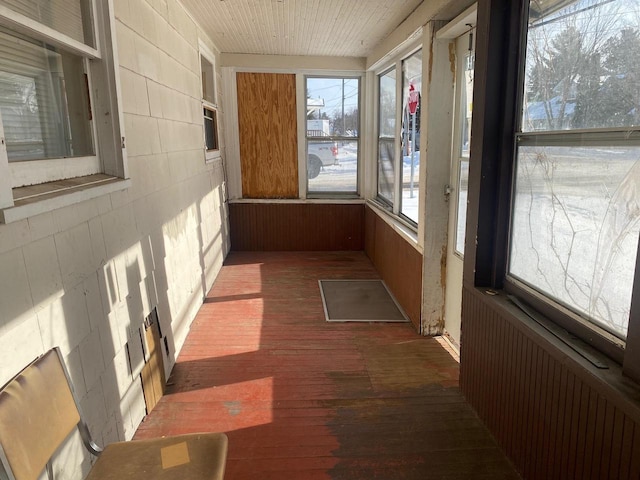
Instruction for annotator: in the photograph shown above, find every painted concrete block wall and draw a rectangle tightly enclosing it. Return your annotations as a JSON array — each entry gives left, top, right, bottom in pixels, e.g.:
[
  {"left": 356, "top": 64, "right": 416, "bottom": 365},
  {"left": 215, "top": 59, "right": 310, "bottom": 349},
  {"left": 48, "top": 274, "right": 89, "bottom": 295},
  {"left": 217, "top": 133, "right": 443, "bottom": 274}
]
[{"left": 0, "top": 0, "right": 228, "bottom": 478}]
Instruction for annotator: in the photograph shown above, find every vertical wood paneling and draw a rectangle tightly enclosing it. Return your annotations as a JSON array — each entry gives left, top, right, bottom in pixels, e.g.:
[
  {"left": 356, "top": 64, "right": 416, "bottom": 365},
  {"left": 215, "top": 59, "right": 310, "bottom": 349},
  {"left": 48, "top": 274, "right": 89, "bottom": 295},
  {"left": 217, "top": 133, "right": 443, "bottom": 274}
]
[
  {"left": 237, "top": 73, "right": 298, "bottom": 199},
  {"left": 619, "top": 417, "right": 634, "bottom": 477},
  {"left": 461, "top": 287, "right": 640, "bottom": 479},
  {"left": 629, "top": 429, "right": 640, "bottom": 478},
  {"left": 229, "top": 203, "right": 364, "bottom": 251},
  {"left": 363, "top": 206, "right": 422, "bottom": 330},
  {"left": 608, "top": 410, "right": 624, "bottom": 478}
]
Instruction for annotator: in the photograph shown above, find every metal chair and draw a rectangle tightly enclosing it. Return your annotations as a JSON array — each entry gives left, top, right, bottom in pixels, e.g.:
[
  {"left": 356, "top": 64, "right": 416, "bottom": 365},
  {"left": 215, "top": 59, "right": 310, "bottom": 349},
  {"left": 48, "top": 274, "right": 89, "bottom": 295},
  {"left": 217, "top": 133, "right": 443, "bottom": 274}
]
[{"left": 0, "top": 348, "right": 228, "bottom": 480}]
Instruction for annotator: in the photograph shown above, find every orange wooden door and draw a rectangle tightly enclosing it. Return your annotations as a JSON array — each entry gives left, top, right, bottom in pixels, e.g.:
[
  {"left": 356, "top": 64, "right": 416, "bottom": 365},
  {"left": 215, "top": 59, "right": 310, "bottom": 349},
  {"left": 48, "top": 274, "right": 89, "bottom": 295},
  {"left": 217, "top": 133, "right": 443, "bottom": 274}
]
[{"left": 237, "top": 72, "right": 299, "bottom": 198}]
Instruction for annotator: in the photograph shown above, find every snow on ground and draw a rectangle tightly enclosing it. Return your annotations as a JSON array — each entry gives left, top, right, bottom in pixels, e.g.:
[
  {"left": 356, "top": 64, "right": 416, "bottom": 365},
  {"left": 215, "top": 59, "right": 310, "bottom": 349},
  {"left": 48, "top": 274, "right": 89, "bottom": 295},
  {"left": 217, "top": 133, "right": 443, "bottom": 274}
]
[
  {"left": 308, "top": 143, "right": 421, "bottom": 222},
  {"left": 510, "top": 147, "right": 640, "bottom": 337}
]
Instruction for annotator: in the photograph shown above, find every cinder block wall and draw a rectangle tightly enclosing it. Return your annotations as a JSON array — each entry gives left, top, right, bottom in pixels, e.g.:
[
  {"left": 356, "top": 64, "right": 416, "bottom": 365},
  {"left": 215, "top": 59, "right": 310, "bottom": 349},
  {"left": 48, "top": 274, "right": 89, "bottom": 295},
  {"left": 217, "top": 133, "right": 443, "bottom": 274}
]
[{"left": 0, "top": 1, "right": 229, "bottom": 478}]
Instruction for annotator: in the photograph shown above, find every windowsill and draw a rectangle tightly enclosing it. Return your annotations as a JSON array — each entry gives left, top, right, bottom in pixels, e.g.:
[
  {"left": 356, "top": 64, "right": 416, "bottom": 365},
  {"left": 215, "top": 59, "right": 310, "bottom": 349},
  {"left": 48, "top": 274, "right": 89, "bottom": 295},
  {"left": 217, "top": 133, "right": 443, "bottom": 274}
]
[
  {"left": 1, "top": 173, "right": 130, "bottom": 224},
  {"left": 205, "top": 151, "right": 222, "bottom": 164},
  {"left": 477, "top": 288, "right": 640, "bottom": 420},
  {"left": 366, "top": 199, "right": 421, "bottom": 253},
  {"left": 229, "top": 197, "right": 366, "bottom": 204}
]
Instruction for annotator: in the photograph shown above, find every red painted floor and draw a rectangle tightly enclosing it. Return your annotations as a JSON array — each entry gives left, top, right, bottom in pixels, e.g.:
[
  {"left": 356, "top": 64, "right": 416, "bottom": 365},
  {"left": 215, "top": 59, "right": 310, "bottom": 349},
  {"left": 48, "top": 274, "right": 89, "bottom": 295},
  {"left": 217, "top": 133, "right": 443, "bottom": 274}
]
[{"left": 135, "top": 251, "right": 519, "bottom": 479}]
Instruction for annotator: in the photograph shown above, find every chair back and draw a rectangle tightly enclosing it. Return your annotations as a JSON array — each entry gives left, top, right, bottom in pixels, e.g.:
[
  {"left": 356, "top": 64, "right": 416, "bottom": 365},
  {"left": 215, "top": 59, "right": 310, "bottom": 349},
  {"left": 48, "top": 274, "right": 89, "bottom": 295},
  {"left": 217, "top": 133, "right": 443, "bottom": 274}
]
[{"left": 0, "top": 349, "right": 80, "bottom": 480}]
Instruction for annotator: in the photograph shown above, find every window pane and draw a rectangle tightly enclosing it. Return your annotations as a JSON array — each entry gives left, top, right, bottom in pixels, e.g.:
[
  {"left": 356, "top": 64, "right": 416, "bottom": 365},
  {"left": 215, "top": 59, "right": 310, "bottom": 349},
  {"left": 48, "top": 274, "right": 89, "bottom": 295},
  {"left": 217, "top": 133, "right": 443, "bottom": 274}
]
[
  {"left": 460, "top": 53, "right": 474, "bottom": 158},
  {"left": 454, "top": 51, "right": 474, "bottom": 256},
  {"left": 306, "top": 77, "right": 359, "bottom": 193},
  {"left": 509, "top": 145, "right": 640, "bottom": 338},
  {"left": 378, "top": 138, "right": 395, "bottom": 203},
  {"left": 379, "top": 70, "right": 396, "bottom": 138},
  {"left": 306, "top": 78, "right": 359, "bottom": 135},
  {"left": 204, "top": 108, "right": 218, "bottom": 151},
  {"left": 3, "top": 0, "right": 94, "bottom": 46},
  {"left": 523, "top": 0, "right": 640, "bottom": 132},
  {"left": 201, "top": 56, "right": 215, "bottom": 104},
  {"left": 0, "top": 29, "right": 93, "bottom": 162},
  {"left": 307, "top": 140, "right": 358, "bottom": 193},
  {"left": 455, "top": 158, "right": 469, "bottom": 255},
  {"left": 401, "top": 50, "right": 422, "bottom": 223},
  {"left": 378, "top": 69, "right": 396, "bottom": 204}
]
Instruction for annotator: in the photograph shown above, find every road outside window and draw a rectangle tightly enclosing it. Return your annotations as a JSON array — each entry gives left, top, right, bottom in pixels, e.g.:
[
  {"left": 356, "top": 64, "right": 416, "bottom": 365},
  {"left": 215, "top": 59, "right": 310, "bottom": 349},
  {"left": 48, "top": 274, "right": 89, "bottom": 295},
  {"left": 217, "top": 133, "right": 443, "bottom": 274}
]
[{"left": 509, "top": 0, "right": 640, "bottom": 339}]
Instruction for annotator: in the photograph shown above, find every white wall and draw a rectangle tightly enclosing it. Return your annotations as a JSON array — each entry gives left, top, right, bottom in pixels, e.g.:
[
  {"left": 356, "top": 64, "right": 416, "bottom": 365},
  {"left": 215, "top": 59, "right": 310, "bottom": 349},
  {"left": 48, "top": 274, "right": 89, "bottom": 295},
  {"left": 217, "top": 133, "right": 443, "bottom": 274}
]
[{"left": 0, "top": 0, "right": 229, "bottom": 478}]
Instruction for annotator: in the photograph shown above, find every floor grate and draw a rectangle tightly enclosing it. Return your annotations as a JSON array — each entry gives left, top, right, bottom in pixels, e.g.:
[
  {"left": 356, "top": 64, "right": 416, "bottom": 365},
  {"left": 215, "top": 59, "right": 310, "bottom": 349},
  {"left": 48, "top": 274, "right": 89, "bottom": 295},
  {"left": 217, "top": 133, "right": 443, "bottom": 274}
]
[{"left": 319, "top": 279, "right": 409, "bottom": 322}]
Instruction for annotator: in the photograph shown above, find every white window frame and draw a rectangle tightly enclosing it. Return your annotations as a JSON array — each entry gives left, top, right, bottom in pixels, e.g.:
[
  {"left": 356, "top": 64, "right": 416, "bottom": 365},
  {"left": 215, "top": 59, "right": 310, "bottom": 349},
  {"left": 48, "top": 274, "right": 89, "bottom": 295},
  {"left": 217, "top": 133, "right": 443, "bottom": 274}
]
[
  {"left": 304, "top": 74, "right": 362, "bottom": 198},
  {"left": 199, "top": 41, "right": 221, "bottom": 163},
  {"left": 296, "top": 70, "right": 365, "bottom": 199},
  {"left": 372, "top": 40, "right": 423, "bottom": 230},
  {"left": 0, "top": 0, "right": 128, "bottom": 222}
]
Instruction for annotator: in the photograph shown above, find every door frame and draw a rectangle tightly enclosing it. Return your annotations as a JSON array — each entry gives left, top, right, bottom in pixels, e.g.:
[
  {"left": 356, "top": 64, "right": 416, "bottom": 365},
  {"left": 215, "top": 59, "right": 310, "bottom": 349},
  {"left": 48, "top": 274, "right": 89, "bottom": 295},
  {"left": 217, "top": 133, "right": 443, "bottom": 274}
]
[{"left": 436, "top": 4, "right": 477, "bottom": 349}]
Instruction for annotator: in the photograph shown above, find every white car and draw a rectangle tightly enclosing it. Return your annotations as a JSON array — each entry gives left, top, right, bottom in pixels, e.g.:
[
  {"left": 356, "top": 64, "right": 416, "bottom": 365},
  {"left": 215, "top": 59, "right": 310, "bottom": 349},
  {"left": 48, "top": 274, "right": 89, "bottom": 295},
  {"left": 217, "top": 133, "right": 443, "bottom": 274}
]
[{"left": 307, "top": 141, "right": 339, "bottom": 179}]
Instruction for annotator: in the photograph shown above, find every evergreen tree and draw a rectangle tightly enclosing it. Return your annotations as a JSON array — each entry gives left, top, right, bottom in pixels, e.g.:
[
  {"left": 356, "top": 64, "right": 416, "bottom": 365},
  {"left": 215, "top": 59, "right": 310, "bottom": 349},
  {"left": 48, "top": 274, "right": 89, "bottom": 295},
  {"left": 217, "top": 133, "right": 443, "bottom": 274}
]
[{"left": 599, "top": 28, "right": 640, "bottom": 127}]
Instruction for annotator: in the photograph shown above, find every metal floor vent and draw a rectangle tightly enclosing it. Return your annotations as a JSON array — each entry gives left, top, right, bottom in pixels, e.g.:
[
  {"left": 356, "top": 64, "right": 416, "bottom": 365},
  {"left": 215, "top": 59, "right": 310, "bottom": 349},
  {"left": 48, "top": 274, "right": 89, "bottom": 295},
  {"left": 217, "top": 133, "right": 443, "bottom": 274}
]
[{"left": 319, "top": 279, "right": 409, "bottom": 323}]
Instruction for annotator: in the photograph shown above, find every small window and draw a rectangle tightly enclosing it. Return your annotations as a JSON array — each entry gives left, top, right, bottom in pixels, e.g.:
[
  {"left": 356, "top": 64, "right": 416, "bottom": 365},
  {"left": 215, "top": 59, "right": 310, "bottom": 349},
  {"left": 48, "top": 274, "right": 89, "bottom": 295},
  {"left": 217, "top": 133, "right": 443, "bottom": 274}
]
[
  {"left": 201, "top": 56, "right": 216, "bottom": 105},
  {"left": 204, "top": 107, "right": 219, "bottom": 152},
  {"left": 199, "top": 44, "right": 220, "bottom": 162},
  {"left": 305, "top": 77, "right": 360, "bottom": 195}
]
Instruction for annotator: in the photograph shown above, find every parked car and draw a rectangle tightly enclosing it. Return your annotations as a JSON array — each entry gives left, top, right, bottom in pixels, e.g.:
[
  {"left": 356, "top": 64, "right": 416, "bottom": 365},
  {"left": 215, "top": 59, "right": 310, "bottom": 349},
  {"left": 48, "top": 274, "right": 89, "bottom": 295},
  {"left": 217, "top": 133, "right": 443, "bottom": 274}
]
[{"left": 307, "top": 140, "right": 339, "bottom": 179}]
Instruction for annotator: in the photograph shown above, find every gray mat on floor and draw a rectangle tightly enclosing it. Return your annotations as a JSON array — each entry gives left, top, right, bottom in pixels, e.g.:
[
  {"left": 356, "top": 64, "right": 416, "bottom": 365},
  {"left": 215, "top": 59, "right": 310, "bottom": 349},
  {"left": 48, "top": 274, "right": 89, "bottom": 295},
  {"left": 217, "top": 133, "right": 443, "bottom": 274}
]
[{"left": 319, "top": 279, "right": 409, "bottom": 322}]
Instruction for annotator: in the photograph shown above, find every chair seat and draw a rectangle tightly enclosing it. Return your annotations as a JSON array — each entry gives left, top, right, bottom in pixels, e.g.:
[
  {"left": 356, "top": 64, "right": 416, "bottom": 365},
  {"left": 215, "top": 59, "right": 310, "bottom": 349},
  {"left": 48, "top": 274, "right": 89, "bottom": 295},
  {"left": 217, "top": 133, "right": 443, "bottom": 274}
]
[{"left": 85, "top": 432, "right": 228, "bottom": 480}]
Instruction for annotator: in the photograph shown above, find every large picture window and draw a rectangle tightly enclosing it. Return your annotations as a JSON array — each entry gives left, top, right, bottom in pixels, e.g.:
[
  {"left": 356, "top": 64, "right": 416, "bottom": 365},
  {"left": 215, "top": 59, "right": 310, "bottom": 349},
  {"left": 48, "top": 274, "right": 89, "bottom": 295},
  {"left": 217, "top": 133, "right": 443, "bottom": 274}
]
[{"left": 508, "top": 0, "right": 640, "bottom": 344}]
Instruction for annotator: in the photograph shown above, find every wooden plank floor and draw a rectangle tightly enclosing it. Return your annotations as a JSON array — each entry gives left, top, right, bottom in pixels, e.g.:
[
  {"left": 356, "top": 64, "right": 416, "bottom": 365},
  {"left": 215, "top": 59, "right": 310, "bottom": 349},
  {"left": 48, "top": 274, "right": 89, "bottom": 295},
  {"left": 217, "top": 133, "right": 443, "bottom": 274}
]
[{"left": 135, "top": 251, "right": 520, "bottom": 479}]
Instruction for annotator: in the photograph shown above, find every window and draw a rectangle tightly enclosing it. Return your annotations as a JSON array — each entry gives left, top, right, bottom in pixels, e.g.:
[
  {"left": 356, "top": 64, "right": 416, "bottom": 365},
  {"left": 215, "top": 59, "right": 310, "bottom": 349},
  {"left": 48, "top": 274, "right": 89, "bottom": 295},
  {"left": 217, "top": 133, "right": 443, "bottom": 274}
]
[
  {"left": 377, "top": 68, "right": 396, "bottom": 205},
  {"left": 400, "top": 50, "right": 422, "bottom": 224},
  {"left": 0, "top": 0, "right": 125, "bottom": 218},
  {"left": 508, "top": 0, "right": 640, "bottom": 354},
  {"left": 200, "top": 45, "right": 220, "bottom": 162},
  {"left": 0, "top": 28, "right": 93, "bottom": 164},
  {"left": 305, "top": 76, "right": 359, "bottom": 194},
  {"left": 455, "top": 49, "right": 474, "bottom": 256},
  {"left": 204, "top": 107, "right": 218, "bottom": 151},
  {"left": 375, "top": 48, "right": 423, "bottom": 226}
]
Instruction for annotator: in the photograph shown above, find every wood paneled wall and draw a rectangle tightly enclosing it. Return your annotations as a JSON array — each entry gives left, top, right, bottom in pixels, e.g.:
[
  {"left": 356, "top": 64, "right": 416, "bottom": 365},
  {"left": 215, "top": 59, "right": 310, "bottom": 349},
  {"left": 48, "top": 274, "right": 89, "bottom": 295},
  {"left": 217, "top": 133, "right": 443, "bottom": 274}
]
[
  {"left": 237, "top": 72, "right": 298, "bottom": 198},
  {"left": 364, "top": 206, "right": 422, "bottom": 330},
  {"left": 229, "top": 203, "right": 364, "bottom": 251},
  {"left": 461, "top": 287, "right": 640, "bottom": 479}
]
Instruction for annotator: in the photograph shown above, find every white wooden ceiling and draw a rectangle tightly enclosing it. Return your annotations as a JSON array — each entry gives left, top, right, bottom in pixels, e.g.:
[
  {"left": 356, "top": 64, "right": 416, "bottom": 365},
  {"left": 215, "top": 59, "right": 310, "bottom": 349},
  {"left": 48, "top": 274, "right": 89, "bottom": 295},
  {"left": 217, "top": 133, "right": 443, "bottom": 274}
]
[{"left": 180, "top": 0, "right": 425, "bottom": 57}]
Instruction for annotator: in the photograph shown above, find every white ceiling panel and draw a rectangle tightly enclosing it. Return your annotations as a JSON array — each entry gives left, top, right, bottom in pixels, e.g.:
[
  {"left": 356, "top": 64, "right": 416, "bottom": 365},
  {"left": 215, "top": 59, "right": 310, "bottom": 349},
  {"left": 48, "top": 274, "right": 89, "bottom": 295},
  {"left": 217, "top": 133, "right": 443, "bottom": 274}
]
[{"left": 180, "top": 0, "right": 424, "bottom": 57}]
